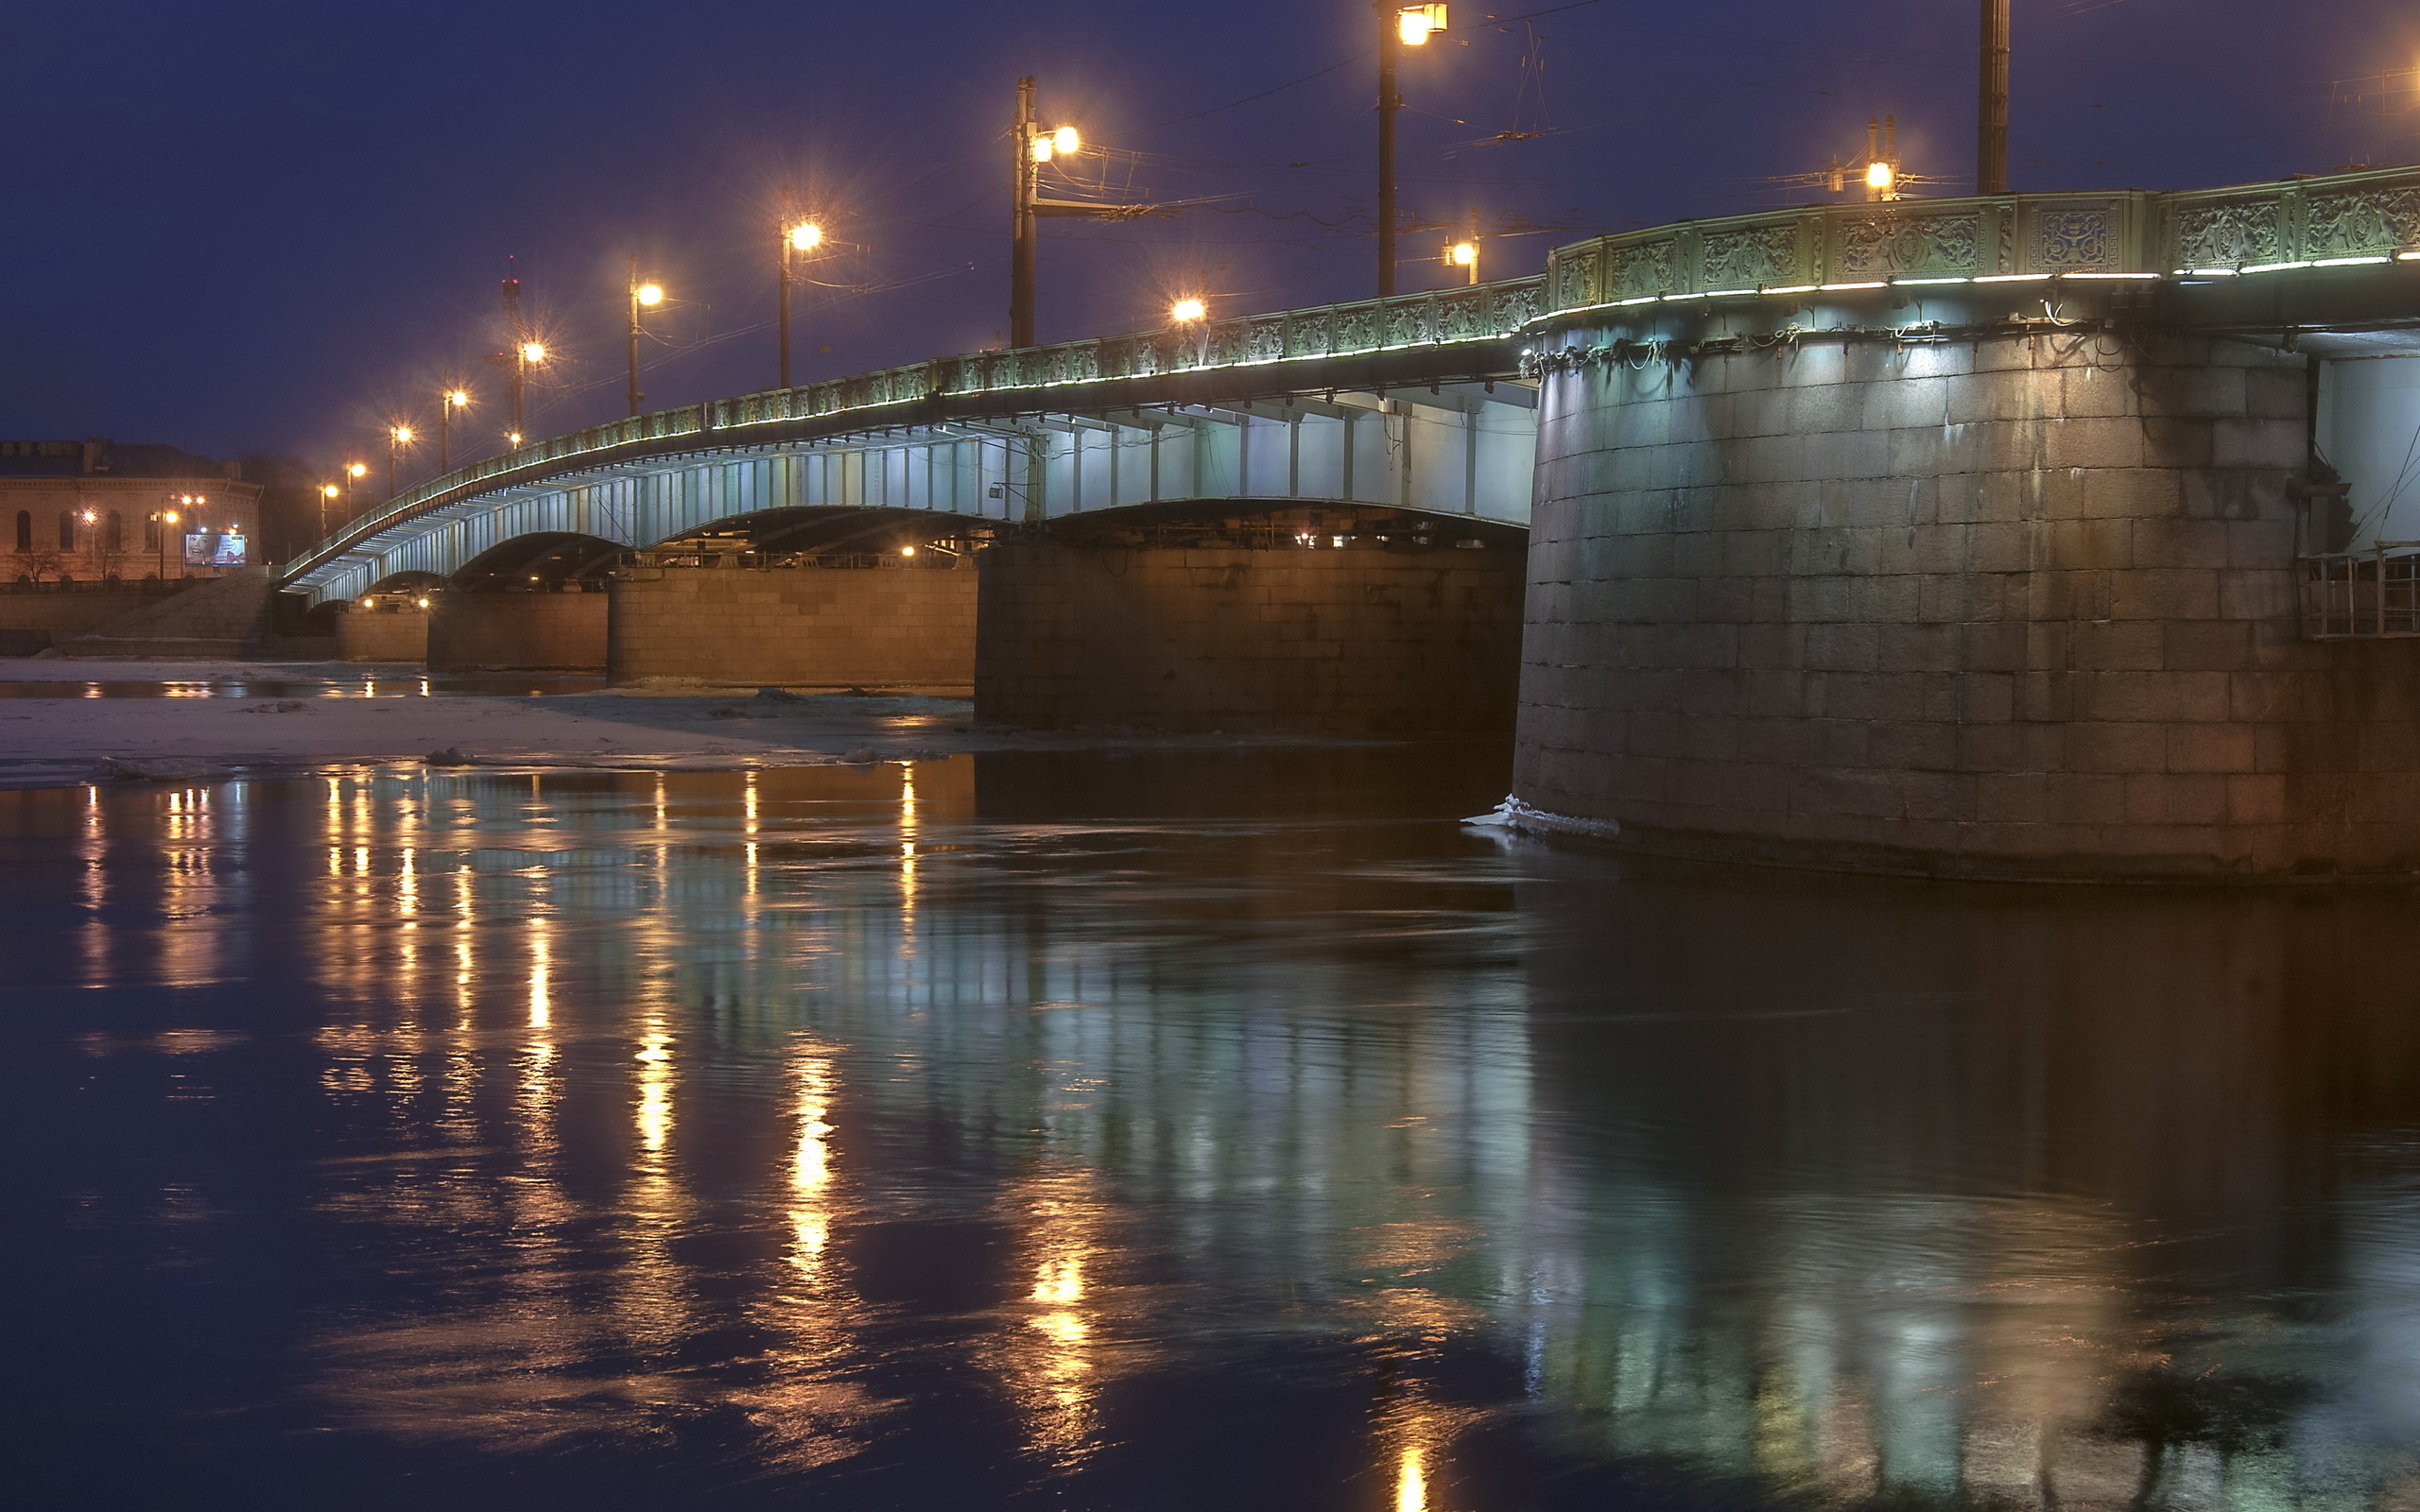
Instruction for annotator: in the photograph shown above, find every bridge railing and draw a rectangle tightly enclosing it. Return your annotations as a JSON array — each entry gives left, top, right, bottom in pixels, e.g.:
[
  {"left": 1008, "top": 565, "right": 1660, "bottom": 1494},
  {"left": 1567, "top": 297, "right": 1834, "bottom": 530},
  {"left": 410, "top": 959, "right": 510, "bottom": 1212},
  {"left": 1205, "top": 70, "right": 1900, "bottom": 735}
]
[
  {"left": 1541, "top": 163, "right": 2420, "bottom": 310},
  {"left": 278, "top": 275, "right": 1545, "bottom": 583}
]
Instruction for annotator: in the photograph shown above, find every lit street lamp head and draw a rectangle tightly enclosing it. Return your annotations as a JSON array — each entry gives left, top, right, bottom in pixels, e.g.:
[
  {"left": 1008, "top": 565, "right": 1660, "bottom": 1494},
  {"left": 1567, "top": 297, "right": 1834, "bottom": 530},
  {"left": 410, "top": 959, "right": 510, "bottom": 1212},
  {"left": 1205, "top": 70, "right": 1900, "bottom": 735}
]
[
  {"left": 507, "top": 432, "right": 523, "bottom": 447},
  {"left": 635, "top": 284, "right": 664, "bottom": 307},
  {"left": 788, "top": 222, "right": 821, "bottom": 252},
  {"left": 520, "top": 342, "right": 546, "bottom": 364},
  {"left": 1397, "top": 3, "right": 1446, "bottom": 45},
  {"left": 1169, "top": 297, "right": 1207, "bottom": 323},
  {"left": 446, "top": 389, "right": 470, "bottom": 408},
  {"left": 320, "top": 486, "right": 339, "bottom": 498},
  {"left": 1052, "top": 126, "right": 1079, "bottom": 155},
  {"left": 347, "top": 463, "right": 368, "bottom": 478},
  {"left": 1448, "top": 241, "right": 1478, "bottom": 266},
  {"left": 1865, "top": 159, "right": 1894, "bottom": 192},
  {"left": 391, "top": 425, "right": 414, "bottom": 444}
]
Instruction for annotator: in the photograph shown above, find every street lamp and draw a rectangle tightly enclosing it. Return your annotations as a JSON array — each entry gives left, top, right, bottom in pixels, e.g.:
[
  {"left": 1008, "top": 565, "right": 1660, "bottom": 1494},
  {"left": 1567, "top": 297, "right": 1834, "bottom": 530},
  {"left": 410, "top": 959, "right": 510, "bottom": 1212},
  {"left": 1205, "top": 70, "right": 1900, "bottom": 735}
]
[
  {"left": 1862, "top": 115, "right": 1900, "bottom": 202},
  {"left": 151, "top": 506, "right": 181, "bottom": 577},
  {"left": 1170, "top": 297, "right": 1210, "bottom": 366},
  {"left": 318, "top": 483, "right": 339, "bottom": 539},
  {"left": 345, "top": 461, "right": 367, "bottom": 517},
  {"left": 628, "top": 256, "right": 664, "bottom": 417},
  {"left": 1377, "top": 4, "right": 1447, "bottom": 298},
  {"left": 1010, "top": 76, "right": 1090, "bottom": 348},
  {"left": 440, "top": 386, "right": 470, "bottom": 472},
  {"left": 780, "top": 215, "right": 823, "bottom": 389},
  {"left": 1445, "top": 238, "right": 1479, "bottom": 284},
  {"left": 388, "top": 423, "right": 415, "bottom": 497},
  {"left": 506, "top": 340, "right": 546, "bottom": 441}
]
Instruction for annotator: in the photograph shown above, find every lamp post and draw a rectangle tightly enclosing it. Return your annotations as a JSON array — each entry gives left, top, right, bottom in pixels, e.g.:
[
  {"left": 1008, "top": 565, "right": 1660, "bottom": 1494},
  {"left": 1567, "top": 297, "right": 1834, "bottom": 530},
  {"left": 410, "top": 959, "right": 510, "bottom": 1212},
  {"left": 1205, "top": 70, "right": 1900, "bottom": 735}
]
[
  {"left": 511, "top": 342, "right": 544, "bottom": 441},
  {"left": 440, "top": 387, "right": 470, "bottom": 472},
  {"left": 319, "top": 484, "right": 339, "bottom": 540},
  {"left": 345, "top": 461, "right": 368, "bottom": 519},
  {"left": 1170, "top": 297, "right": 1209, "bottom": 367},
  {"left": 152, "top": 506, "right": 180, "bottom": 577},
  {"left": 780, "top": 215, "right": 821, "bottom": 389},
  {"left": 1009, "top": 77, "right": 1081, "bottom": 349},
  {"left": 1979, "top": 0, "right": 2010, "bottom": 194},
  {"left": 1376, "top": 5, "right": 1444, "bottom": 298},
  {"left": 628, "top": 257, "right": 664, "bottom": 417},
  {"left": 387, "top": 424, "right": 414, "bottom": 498}
]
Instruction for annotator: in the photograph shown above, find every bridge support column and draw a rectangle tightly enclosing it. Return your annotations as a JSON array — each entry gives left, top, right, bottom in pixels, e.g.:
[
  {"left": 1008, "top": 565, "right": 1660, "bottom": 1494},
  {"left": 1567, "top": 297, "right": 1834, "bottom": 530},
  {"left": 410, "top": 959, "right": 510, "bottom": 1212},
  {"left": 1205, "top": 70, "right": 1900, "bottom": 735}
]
[
  {"left": 426, "top": 591, "right": 607, "bottom": 672},
  {"left": 1514, "top": 330, "right": 2420, "bottom": 879},
  {"left": 977, "top": 536, "right": 1525, "bottom": 733},
  {"left": 606, "top": 560, "right": 977, "bottom": 690},
  {"left": 337, "top": 603, "right": 428, "bottom": 663}
]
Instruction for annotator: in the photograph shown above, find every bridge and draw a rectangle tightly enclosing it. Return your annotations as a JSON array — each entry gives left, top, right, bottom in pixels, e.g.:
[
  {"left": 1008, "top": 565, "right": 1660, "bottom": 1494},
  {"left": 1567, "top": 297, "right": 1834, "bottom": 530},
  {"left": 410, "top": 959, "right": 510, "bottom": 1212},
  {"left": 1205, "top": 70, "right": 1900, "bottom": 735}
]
[{"left": 285, "top": 163, "right": 2420, "bottom": 878}]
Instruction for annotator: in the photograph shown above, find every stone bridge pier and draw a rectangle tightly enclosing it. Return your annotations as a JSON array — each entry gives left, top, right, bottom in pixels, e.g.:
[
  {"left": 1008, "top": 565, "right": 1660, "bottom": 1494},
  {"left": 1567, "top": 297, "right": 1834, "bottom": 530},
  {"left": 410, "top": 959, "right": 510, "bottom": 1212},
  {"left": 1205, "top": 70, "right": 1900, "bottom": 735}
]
[
  {"left": 976, "top": 506, "right": 1527, "bottom": 733},
  {"left": 1513, "top": 322, "right": 2420, "bottom": 879},
  {"left": 425, "top": 590, "right": 609, "bottom": 672}
]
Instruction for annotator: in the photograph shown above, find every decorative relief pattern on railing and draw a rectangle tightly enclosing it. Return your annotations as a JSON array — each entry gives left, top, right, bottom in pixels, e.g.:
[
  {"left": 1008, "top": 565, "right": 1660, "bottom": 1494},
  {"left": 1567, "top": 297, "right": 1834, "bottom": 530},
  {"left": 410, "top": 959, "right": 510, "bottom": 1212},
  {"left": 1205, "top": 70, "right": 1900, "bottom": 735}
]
[
  {"left": 2032, "top": 206, "right": 2117, "bottom": 269},
  {"left": 1703, "top": 223, "right": 1800, "bottom": 286},
  {"left": 1606, "top": 241, "right": 1674, "bottom": 298},
  {"left": 2172, "top": 200, "right": 2284, "bottom": 267},
  {"left": 2306, "top": 187, "right": 2420, "bottom": 257},
  {"left": 1836, "top": 213, "right": 1980, "bottom": 276}
]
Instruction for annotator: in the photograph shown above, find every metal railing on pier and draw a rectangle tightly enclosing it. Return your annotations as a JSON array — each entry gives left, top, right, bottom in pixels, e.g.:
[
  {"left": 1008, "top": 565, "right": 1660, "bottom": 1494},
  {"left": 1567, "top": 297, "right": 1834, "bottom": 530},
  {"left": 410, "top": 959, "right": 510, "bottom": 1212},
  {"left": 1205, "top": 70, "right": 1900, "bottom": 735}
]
[{"left": 2301, "top": 543, "right": 2420, "bottom": 638}]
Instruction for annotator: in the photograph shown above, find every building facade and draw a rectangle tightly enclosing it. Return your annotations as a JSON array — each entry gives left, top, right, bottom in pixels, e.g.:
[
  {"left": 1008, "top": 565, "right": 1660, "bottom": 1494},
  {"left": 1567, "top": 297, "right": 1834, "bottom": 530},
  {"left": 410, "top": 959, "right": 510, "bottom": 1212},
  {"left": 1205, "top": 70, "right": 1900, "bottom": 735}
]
[{"left": 2, "top": 438, "right": 262, "bottom": 584}]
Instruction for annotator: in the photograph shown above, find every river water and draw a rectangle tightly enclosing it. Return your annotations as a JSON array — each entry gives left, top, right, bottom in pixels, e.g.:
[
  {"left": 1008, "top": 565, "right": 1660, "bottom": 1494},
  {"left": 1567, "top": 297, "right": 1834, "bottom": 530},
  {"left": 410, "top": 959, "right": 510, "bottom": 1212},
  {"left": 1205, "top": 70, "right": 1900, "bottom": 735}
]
[{"left": 6, "top": 745, "right": 2419, "bottom": 1510}]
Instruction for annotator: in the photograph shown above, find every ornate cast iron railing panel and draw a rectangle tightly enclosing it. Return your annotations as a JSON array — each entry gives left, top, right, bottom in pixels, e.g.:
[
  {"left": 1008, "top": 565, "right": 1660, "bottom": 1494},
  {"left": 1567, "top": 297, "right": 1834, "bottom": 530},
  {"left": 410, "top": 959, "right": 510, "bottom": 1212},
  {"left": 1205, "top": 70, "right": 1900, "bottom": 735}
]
[{"left": 1541, "top": 163, "right": 2420, "bottom": 314}]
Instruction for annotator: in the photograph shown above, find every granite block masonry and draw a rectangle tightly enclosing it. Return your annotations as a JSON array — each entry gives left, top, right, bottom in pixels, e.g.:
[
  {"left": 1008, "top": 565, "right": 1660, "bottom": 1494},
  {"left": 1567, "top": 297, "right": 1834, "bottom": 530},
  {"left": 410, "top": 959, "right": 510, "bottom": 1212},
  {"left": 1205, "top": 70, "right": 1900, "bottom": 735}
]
[
  {"left": 607, "top": 561, "right": 976, "bottom": 689},
  {"left": 1515, "top": 329, "right": 2420, "bottom": 879},
  {"left": 978, "top": 539, "right": 1523, "bottom": 733},
  {"left": 427, "top": 591, "right": 607, "bottom": 672}
]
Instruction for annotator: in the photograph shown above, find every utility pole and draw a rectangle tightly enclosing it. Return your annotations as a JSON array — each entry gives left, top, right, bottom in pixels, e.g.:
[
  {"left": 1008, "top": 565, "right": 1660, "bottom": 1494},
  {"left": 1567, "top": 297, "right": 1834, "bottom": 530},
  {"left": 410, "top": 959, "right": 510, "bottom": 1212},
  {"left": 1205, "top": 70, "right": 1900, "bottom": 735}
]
[
  {"left": 1011, "top": 75, "right": 1039, "bottom": 348},
  {"left": 1007, "top": 79, "right": 1115, "bottom": 349},
  {"left": 1979, "top": 0, "right": 2010, "bottom": 194},
  {"left": 1376, "top": 6, "right": 1401, "bottom": 297},
  {"left": 627, "top": 254, "right": 644, "bottom": 418},
  {"left": 778, "top": 204, "right": 821, "bottom": 389},
  {"left": 501, "top": 272, "right": 527, "bottom": 439},
  {"left": 780, "top": 201, "right": 796, "bottom": 388}
]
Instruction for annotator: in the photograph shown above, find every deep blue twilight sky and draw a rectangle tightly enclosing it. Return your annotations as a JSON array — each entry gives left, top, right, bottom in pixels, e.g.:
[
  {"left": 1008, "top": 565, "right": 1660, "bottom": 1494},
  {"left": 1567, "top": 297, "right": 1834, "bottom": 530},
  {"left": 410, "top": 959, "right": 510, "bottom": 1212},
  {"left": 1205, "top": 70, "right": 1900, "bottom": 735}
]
[{"left": 6, "top": 0, "right": 2415, "bottom": 477}]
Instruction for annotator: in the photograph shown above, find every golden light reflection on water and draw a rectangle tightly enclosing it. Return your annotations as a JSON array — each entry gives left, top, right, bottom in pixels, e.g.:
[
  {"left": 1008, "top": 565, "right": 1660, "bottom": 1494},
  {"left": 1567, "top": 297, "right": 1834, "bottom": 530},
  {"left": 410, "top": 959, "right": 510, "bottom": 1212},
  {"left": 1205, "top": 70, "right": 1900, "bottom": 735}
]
[
  {"left": 21, "top": 755, "right": 2408, "bottom": 1507},
  {"left": 988, "top": 1173, "right": 1113, "bottom": 1467}
]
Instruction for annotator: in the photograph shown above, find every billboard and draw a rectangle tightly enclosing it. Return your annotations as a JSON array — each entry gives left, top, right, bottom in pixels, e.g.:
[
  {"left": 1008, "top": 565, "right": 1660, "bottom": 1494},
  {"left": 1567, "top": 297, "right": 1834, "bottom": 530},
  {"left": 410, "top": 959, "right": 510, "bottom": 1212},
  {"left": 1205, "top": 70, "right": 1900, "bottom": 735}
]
[{"left": 182, "top": 532, "right": 247, "bottom": 567}]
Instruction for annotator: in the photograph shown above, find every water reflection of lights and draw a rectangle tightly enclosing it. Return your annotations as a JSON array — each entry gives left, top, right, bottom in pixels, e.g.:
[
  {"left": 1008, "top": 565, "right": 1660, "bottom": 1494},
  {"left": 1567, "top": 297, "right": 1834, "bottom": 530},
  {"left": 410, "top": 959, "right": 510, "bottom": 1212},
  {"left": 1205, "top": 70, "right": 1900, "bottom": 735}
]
[
  {"left": 993, "top": 1177, "right": 1110, "bottom": 1465},
  {"left": 635, "top": 1022, "right": 675, "bottom": 1155}
]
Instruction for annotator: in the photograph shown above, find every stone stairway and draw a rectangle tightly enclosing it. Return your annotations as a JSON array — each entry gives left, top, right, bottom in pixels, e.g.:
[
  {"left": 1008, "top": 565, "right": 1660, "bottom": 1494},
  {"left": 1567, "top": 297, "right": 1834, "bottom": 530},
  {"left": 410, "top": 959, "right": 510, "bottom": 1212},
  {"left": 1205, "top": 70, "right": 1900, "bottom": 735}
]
[{"left": 60, "top": 568, "right": 280, "bottom": 659}]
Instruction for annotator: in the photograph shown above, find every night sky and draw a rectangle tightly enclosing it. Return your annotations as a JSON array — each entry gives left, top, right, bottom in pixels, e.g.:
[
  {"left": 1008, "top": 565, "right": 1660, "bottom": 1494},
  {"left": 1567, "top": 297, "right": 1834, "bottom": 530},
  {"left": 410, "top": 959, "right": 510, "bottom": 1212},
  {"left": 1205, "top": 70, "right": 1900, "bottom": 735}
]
[{"left": 8, "top": 0, "right": 2412, "bottom": 476}]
